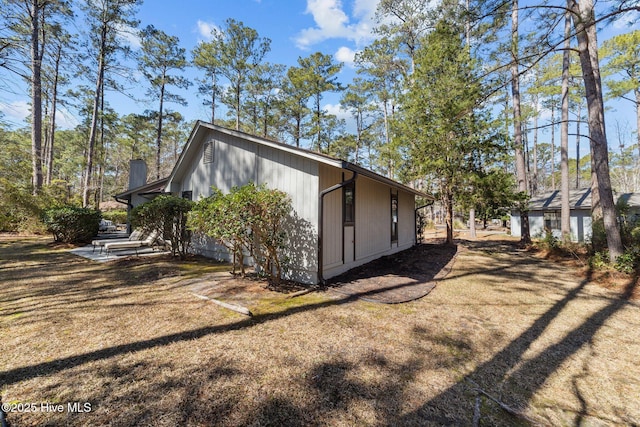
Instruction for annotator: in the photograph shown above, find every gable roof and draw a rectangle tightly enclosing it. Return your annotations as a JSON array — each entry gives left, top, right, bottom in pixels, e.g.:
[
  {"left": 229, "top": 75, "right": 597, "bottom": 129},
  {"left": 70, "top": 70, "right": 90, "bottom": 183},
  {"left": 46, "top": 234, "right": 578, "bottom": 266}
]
[
  {"left": 167, "top": 121, "right": 433, "bottom": 199},
  {"left": 528, "top": 188, "right": 640, "bottom": 211}
]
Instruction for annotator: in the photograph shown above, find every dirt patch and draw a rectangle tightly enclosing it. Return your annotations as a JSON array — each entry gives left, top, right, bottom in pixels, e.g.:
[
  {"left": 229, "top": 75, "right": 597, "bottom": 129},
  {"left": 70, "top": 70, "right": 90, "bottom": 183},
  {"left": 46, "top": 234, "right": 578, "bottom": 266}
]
[{"left": 327, "top": 244, "right": 458, "bottom": 303}]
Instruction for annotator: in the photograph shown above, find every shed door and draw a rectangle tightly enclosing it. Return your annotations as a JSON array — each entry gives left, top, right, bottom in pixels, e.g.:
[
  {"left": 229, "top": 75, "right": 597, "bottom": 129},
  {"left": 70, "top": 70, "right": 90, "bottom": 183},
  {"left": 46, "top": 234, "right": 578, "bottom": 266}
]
[{"left": 344, "top": 226, "right": 354, "bottom": 264}]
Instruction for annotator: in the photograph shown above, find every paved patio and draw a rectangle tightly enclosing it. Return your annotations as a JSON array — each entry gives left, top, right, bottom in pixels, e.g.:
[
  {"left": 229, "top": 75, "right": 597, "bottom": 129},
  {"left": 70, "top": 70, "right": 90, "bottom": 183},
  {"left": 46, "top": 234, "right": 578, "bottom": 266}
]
[{"left": 69, "top": 232, "right": 170, "bottom": 262}]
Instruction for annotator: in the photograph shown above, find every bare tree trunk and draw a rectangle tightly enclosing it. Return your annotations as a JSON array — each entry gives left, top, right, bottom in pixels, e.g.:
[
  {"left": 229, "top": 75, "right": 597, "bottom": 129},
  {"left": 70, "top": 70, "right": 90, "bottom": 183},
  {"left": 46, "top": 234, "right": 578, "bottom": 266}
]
[
  {"left": 83, "top": 23, "right": 106, "bottom": 208},
  {"left": 635, "top": 88, "right": 640, "bottom": 162},
  {"left": 576, "top": 102, "right": 581, "bottom": 189},
  {"left": 532, "top": 102, "right": 539, "bottom": 195},
  {"left": 570, "top": 0, "right": 623, "bottom": 261},
  {"left": 156, "top": 79, "right": 165, "bottom": 180},
  {"left": 30, "top": 0, "right": 43, "bottom": 194},
  {"left": 45, "top": 43, "right": 61, "bottom": 185},
  {"left": 551, "top": 103, "right": 556, "bottom": 189},
  {"left": 445, "top": 192, "right": 454, "bottom": 244},
  {"left": 561, "top": 5, "right": 571, "bottom": 243},
  {"left": 511, "top": 0, "right": 530, "bottom": 243},
  {"left": 469, "top": 208, "right": 476, "bottom": 239}
]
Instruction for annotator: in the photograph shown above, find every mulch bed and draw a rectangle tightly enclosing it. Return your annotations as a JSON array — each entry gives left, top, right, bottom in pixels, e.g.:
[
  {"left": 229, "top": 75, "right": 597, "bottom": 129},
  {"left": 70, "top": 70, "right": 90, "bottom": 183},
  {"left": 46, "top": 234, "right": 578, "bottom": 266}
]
[{"left": 326, "top": 243, "right": 459, "bottom": 303}]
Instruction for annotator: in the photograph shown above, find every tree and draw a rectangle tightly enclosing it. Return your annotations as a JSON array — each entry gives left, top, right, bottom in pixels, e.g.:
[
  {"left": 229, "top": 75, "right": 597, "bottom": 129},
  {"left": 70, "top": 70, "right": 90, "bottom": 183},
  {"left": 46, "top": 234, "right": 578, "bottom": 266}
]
[
  {"left": 0, "top": 0, "right": 71, "bottom": 194},
  {"left": 139, "top": 25, "right": 190, "bottom": 180},
  {"left": 510, "top": 0, "right": 530, "bottom": 244},
  {"left": 560, "top": 5, "right": 571, "bottom": 243},
  {"left": 210, "top": 18, "right": 270, "bottom": 131},
  {"left": 341, "top": 78, "right": 376, "bottom": 166},
  {"left": 355, "top": 37, "right": 407, "bottom": 178},
  {"left": 81, "top": 0, "right": 140, "bottom": 208},
  {"left": 281, "top": 65, "right": 311, "bottom": 147},
  {"left": 192, "top": 36, "right": 221, "bottom": 124},
  {"left": 601, "top": 30, "right": 640, "bottom": 161},
  {"left": 375, "top": 0, "right": 432, "bottom": 75},
  {"left": 568, "top": 0, "right": 624, "bottom": 261},
  {"left": 296, "top": 52, "right": 343, "bottom": 152},
  {"left": 132, "top": 194, "right": 193, "bottom": 258},
  {"left": 399, "top": 20, "right": 504, "bottom": 244}
]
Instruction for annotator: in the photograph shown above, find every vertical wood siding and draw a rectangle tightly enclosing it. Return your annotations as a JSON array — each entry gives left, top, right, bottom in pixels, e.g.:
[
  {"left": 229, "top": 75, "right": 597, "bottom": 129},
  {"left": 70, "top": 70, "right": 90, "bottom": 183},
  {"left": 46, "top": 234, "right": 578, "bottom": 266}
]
[
  {"left": 355, "top": 176, "right": 392, "bottom": 260},
  {"left": 398, "top": 191, "right": 416, "bottom": 245},
  {"left": 319, "top": 164, "right": 343, "bottom": 269},
  {"left": 179, "top": 129, "right": 320, "bottom": 282}
]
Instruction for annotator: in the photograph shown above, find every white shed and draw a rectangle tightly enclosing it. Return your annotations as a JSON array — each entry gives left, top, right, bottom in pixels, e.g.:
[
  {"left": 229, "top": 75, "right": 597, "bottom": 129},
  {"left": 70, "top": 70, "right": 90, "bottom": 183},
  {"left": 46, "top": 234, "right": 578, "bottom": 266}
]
[
  {"left": 511, "top": 188, "right": 640, "bottom": 242},
  {"left": 119, "top": 122, "right": 432, "bottom": 284}
]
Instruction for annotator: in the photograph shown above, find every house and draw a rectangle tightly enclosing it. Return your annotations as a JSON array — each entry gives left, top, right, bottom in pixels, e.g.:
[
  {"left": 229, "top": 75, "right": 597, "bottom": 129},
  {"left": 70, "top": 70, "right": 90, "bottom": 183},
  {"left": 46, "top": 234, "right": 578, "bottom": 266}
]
[
  {"left": 116, "top": 122, "right": 432, "bottom": 284},
  {"left": 510, "top": 188, "right": 640, "bottom": 242}
]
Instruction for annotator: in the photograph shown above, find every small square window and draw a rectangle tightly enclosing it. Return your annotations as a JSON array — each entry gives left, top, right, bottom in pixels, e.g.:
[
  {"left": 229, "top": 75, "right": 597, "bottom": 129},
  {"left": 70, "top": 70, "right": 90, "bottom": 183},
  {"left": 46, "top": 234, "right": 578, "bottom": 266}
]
[{"left": 203, "top": 140, "right": 215, "bottom": 164}]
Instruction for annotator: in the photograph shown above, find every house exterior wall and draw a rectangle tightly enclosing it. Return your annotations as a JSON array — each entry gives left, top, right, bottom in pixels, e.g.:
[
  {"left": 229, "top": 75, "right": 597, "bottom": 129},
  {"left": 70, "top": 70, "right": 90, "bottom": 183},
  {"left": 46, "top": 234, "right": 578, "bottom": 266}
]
[
  {"left": 166, "top": 126, "right": 419, "bottom": 285},
  {"left": 174, "top": 129, "right": 320, "bottom": 283},
  {"left": 510, "top": 209, "right": 593, "bottom": 242},
  {"left": 319, "top": 165, "right": 417, "bottom": 280}
]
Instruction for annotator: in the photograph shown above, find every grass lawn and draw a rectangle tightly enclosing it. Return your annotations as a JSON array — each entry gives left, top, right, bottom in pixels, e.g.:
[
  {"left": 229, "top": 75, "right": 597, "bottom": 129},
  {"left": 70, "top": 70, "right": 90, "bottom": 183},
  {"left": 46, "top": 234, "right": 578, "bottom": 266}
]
[{"left": 1, "top": 234, "right": 639, "bottom": 426}]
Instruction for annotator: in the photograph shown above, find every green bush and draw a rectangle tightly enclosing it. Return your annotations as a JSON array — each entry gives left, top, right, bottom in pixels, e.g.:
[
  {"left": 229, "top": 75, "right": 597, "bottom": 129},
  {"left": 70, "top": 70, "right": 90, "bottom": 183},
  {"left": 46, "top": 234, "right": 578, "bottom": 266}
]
[
  {"left": 0, "top": 179, "right": 74, "bottom": 233},
  {"left": 132, "top": 195, "right": 193, "bottom": 258},
  {"left": 189, "top": 183, "right": 293, "bottom": 283},
  {"left": 43, "top": 206, "right": 101, "bottom": 243},
  {"left": 614, "top": 250, "right": 638, "bottom": 274},
  {"left": 102, "top": 209, "right": 128, "bottom": 225}
]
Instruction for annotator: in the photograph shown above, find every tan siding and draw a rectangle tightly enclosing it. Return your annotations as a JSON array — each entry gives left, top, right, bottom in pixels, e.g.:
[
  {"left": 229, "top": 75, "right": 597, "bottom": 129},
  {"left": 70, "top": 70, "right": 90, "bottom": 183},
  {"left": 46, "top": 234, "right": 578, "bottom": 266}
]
[
  {"left": 319, "top": 164, "right": 343, "bottom": 269},
  {"left": 182, "top": 132, "right": 257, "bottom": 199},
  {"left": 398, "top": 190, "right": 415, "bottom": 246},
  {"left": 355, "top": 176, "right": 391, "bottom": 260}
]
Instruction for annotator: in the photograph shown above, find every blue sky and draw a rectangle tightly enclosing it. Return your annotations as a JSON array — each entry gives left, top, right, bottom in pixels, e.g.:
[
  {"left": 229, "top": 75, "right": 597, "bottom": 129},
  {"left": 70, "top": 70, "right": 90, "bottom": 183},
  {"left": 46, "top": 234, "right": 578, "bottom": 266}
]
[{"left": 0, "top": 0, "right": 638, "bottom": 157}]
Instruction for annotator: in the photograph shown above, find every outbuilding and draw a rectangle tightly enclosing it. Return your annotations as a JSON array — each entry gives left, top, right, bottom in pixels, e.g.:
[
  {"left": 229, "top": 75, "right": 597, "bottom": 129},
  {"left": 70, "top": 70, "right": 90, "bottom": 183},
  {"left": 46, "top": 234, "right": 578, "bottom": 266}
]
[{"left": 510, "top": 188, "right": 640, "bottom": 242}]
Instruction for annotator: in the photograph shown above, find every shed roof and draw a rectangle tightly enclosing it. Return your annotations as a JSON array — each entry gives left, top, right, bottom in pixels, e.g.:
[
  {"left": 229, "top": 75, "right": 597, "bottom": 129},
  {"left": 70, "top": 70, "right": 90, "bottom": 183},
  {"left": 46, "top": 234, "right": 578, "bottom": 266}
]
[{"left": 528, "top": 188, "right": 640, "bottom": 211}]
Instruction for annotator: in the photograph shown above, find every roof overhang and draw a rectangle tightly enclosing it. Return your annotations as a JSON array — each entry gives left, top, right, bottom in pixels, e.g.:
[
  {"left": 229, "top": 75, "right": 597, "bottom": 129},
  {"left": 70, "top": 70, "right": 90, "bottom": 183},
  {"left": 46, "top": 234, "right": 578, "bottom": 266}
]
[{"left": 167, "top": 121, "right": 434, "bottom": 200}]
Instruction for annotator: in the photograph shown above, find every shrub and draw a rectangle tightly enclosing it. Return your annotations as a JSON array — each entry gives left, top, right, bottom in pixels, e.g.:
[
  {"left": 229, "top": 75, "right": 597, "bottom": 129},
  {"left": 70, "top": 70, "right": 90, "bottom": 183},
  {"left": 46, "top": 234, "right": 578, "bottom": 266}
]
[
  {"left": 0, "top": 179, "right": 74, "bottom": 233},
  {"left": 43, "top": 206, "right": 101, "bottom": 243},
  {"left": 189, "top": 183, "right": 293, "bottom": 283},
  {"left": 132, "top": 195, "right": 193, "bottom": 259},
  {"left": 614, "top": 250, "right": 638, "bottom": 274},
  {"left": 102, "top": 209, "right": 128, "bottom": 225}
]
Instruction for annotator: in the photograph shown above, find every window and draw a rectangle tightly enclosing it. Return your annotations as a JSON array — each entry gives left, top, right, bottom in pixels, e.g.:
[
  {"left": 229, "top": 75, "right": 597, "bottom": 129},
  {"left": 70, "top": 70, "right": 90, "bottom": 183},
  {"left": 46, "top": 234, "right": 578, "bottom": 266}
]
[
  {"left": 391, "top": 191, "right": 398, "bottom": 243},
  {"left": 544, "top": 211, "right": 560, "bottom": 231},
  {"left": 181, "top": 191, "right": 193, "bottom": 201},
  {"left": 343, "top": 182, "right": 355, "bottom": 225},
  {"left": 203, "top": 140, "right": 215, "bottom": 163}
]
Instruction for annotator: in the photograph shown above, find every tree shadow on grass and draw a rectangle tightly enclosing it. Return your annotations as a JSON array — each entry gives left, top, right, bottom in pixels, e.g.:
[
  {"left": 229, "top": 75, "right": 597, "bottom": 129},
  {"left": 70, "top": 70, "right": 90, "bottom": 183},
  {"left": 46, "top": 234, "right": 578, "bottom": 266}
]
[
  {"left": 396, "top": 269, "right": 639, "bottom": 425},
  {"left": 2, "top": 238, "right": 638, "bottom": 426}
]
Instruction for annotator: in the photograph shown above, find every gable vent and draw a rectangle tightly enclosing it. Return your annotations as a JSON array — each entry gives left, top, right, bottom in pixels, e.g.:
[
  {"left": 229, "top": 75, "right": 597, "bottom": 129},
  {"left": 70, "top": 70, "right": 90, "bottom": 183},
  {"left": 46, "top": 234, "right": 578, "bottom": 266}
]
[{"left": 203, "top": 140, "right": 215, "bottom": 164}]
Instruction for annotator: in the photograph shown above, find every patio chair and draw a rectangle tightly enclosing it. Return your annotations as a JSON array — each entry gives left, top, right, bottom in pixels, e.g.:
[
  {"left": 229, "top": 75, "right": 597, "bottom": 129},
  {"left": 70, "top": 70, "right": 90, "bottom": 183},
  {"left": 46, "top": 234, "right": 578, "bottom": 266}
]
[
  {"left": 92, "top": 229, "right": 146, "bottom": 253},
  {"left": 103, "top": 230, "right": 161, "bottom": 256}
]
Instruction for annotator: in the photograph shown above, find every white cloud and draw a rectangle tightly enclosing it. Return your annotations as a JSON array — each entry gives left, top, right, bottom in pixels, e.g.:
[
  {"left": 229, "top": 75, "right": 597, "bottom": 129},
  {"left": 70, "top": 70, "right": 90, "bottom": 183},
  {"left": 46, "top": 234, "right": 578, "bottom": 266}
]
[
  {"left": 0, "top": 100, "right": 30, "bottom": 125},
  {"left": 294, "top": 0, "right": 379, "bottom": 49},
  {"left": 324, "top": 102, "right": 357, "bottom": 133},
  {"left": 196, "top": 20, "right": 218, "bottom": 41},
  {"left": 0, "top": 100, "right": 78, "bottom": 129},
  {"left": 116, "top": 22, "right": 141, "bottom": 49},
  {"left": 335, "top": 46, "right": 357, "bottom": 67},
  {"left": 55, "top": 107, "right": 79, "bottom": 129}
]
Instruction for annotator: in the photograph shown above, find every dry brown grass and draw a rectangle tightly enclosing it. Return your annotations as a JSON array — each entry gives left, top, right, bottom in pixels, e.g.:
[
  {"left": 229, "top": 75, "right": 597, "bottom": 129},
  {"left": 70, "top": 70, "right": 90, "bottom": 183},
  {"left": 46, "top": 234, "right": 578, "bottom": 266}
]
[{"left": 1, "top": 234, "right": 639, "bottom": 426}]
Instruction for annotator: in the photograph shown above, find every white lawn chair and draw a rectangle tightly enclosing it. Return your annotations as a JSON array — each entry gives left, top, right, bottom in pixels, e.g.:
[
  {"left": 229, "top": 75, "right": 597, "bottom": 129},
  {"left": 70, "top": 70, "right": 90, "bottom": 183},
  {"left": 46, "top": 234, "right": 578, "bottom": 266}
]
[
  {"left": 92, "top": 229, "right": 145, "bottom": 253},
  {"left": 103, "top": 230, "right": 160, "bottom": 256}
]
